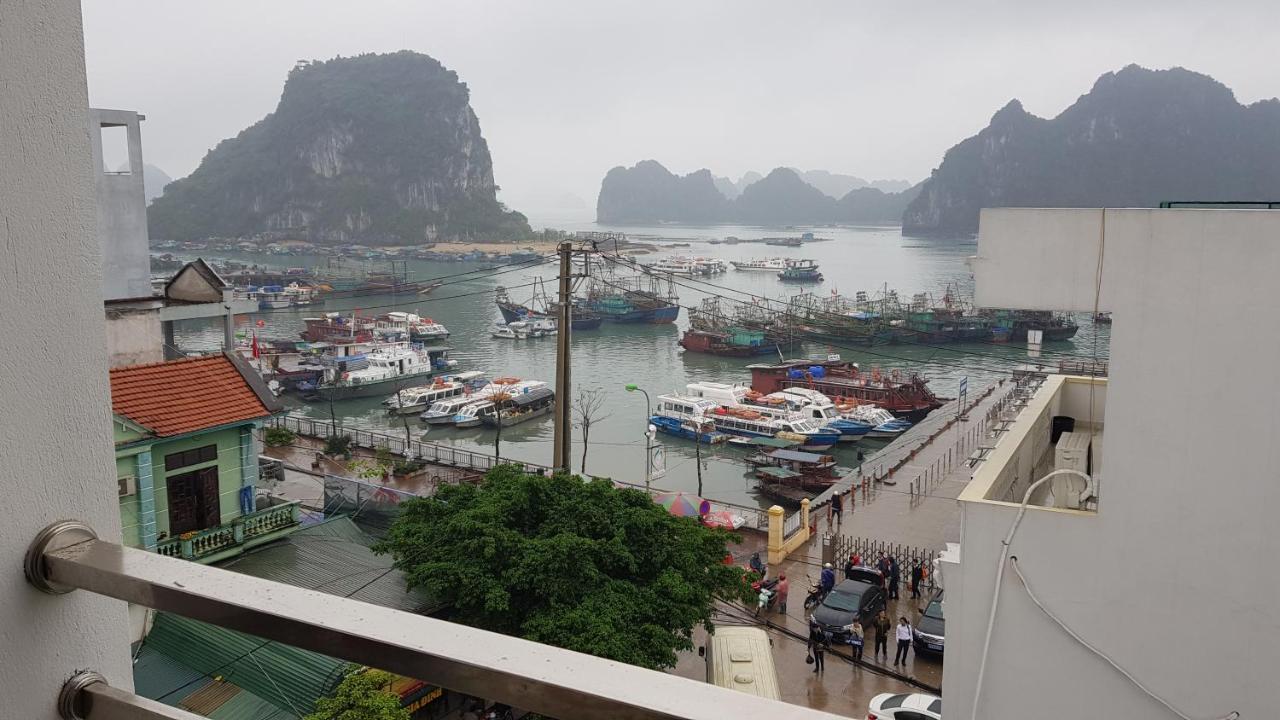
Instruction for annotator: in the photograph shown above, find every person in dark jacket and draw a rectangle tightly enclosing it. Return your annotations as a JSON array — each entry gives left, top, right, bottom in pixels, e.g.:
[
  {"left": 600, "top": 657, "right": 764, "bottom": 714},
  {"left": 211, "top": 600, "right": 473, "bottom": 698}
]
[
  {"left": 888, "top": 556, "right": 901, "bottom": 600},
  {"left": 844, "top": 554, "right": 858, "bottom": 580},
  {"left": 910, "top": 562, "right": 924, "bottom": 599},
  {"left": 872, "top": 610, "right": 891, "bottom": 660},
  {"left": 807, "top": 627, "right": 829, "bottom": 673}
]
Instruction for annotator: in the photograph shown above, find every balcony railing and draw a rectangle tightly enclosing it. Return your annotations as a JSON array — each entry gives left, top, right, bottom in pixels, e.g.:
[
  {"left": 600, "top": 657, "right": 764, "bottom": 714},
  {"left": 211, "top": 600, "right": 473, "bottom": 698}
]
[
  {"left": 28, "top": 521, "right": 846, "bottom": 720},
  {"left": 155, "top": 501, "right": 301, "bottom": 561}
]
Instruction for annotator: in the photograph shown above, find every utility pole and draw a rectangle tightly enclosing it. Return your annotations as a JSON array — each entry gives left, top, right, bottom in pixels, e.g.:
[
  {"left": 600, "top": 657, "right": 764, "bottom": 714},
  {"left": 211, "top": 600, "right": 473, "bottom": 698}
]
[{"left": 552, "top": 241, "right": 574, "bottom": 473}]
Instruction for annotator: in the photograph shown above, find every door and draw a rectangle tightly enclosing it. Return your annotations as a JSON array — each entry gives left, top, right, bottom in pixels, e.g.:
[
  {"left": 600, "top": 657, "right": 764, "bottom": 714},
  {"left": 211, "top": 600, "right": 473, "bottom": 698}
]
[{"left": 167, "top": 466, "right": 220, "bottom": 534}]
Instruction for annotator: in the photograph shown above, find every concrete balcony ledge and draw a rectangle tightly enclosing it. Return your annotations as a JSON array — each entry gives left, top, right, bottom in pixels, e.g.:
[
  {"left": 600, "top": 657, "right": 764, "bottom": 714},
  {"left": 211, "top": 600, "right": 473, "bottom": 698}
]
[{"left": 156, "top": 501, "right": 302, "bottom": 563}]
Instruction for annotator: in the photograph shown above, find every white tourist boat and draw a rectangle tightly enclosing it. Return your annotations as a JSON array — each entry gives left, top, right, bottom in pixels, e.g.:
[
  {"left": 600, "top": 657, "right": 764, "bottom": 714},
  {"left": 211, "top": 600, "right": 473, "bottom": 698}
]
[
  {"left": 436, "top": 378, "right": 549, "bottom": 427},
  {"left": 315, "top": 342, "right": 456, "bottom": 400},
  {"left": 730, "top": 257, "right": 789, "bottom": 272},
  {"left": 374, "top": 311, "right": 450, "bottom": 342},
  {"left": 381, "top": 371, "right": 486, "bottom": 415}
]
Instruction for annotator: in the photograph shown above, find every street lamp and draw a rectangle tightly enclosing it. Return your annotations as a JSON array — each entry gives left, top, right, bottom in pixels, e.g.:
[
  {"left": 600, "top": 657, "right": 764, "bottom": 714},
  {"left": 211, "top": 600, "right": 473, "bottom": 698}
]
[{"left": 625, "top": 384, "right": 656, "bottom": 492}]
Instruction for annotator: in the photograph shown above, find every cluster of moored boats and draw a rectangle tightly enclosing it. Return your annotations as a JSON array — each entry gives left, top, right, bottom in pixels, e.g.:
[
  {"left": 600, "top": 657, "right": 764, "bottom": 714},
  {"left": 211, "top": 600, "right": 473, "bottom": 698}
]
[{"left": 383, "top": 375, "right": 555, "bottom": 429}]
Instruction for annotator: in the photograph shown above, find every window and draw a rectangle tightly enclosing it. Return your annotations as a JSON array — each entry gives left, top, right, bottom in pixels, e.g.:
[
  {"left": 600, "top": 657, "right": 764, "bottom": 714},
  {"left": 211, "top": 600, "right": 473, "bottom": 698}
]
[{"left": 164, "top": 444, "right": 218, "bottom": 471}]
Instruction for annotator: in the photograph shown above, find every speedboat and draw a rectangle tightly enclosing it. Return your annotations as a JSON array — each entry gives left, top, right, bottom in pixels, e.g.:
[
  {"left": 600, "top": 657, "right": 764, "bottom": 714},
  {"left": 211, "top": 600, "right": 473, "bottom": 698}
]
[
  {"left": 649, "top": 414, "right": 727, "bottom": 444},
  {"left": 841, "top": 403, "right": 912, "bottom": 438},
  {"left": 445, "top": 378, "right": 549, "bottom": 427},
  {"left": 492, "top": 321, "right": 532, "bottom": 339}
]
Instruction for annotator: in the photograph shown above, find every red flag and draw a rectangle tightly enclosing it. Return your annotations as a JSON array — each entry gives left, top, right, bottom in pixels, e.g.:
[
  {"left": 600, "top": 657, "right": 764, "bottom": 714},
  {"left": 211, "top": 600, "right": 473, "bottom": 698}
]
[{"left": 251, "top": 332, "right": 260, "bottom": 359}]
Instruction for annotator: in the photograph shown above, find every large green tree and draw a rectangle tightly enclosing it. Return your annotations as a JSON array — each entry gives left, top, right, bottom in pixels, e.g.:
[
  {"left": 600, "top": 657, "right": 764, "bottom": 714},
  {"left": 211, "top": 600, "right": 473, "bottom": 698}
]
[
  {"left": 374, "top": 466, "right": 751, "bottom": 670},
  {"left": 305, "top": 670, "right": 409, "bottom": 720}
]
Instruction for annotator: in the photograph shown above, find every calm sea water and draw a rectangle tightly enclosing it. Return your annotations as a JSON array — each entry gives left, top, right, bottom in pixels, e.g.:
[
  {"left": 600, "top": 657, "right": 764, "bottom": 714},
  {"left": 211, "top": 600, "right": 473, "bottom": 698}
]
[{"left": 173, "top": 222, "right": 1110, "bottom": 507}]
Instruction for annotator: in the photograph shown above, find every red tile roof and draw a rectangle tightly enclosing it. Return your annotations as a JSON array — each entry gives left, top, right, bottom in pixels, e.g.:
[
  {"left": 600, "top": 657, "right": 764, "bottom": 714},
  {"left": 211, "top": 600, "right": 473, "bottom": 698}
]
[{"left": 110, "top": 355, "right": 275, "bottom": 437}]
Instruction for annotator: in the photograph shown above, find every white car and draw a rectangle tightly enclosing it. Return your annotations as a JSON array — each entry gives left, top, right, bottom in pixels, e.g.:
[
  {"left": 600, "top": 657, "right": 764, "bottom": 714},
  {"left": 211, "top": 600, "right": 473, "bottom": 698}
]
[{"left": 867, "top": 692, "right": 942, "bottom": 720}]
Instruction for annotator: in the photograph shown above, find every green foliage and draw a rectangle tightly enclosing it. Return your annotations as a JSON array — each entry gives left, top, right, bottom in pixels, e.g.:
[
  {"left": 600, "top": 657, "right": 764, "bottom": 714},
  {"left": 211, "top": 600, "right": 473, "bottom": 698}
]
[
  {"left": 263, "top": 427, "right": 296, "bottom": 448},
  {"left": 374, "top": 466, "right": 752, "bottom": 670},
  {"left": 324, "top": 434, "right": 353, "bottom": 459},
  {"left": 305, "top": 669, "right": 409, "bottom": 720}
]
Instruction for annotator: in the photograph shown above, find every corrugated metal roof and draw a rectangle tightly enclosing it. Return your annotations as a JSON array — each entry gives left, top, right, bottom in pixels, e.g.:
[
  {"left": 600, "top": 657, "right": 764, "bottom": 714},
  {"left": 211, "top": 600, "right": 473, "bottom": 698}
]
[
  {"left": 218, "top": 516, "right": 440, "bottom": 614},
  {"left": 208, "top": 688, "right": 299, "bottom": 720},
  {"left": 133, "top": 641, "right": 299, "bottom": 720},
  {"left": 144, "top": 613, "right": 346, "bottom": 714}
]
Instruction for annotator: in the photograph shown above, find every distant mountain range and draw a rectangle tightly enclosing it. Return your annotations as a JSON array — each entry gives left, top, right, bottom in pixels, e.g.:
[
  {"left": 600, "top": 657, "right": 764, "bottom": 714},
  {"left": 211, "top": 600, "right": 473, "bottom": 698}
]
[
  {"left": 712, "top": 170, "right": 910, "bottom": 200},
  {"left": 119, "top": 163, "right": 172, "bottom": 205},
  {"left": 597, "top": 162, "right": 919, "bottom": 225},
  {"left": 148, "top": 51, "right": 529, "bottom": 244},
  {"left": 600, "top": 65, "right": 1280, "bottom": 234}
]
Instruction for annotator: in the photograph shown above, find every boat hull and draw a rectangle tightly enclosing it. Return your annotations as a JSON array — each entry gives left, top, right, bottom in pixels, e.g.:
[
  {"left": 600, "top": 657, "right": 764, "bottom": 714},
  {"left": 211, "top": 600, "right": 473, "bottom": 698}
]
[
  {"left": 482, "top": 403, "right": 553, "bottom": 428},
  {"left": 315, "top": 373, "right": 437, "bottom": 400}
]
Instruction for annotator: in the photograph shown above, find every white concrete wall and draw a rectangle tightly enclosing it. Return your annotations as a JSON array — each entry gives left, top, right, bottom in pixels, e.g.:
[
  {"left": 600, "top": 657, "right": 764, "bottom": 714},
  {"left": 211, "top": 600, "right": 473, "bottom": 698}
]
[
  {"left": 105, "top": 306, "right": 165, "bottom": 367},
  {"left": 0, "top": 1, "right": 135, "bottom": 715},
  {"left": 90, "top": 108, "right": 152, "bottom": 301},
  {"left": 948, "top": 208, "right": 1280, "bottom": 720}
]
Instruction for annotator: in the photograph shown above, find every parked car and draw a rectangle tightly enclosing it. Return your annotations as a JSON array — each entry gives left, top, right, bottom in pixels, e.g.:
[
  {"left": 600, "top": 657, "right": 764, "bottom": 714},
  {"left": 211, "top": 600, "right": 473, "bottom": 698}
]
[
  {"left": 809, "top": 579, "right": 886, "bottom": 643},
  {"left": 867, "top": 692, "right": 942, "bottom": 720},
  {"left": 846, "top": 564, "right": 885, "bottom": 588},
  {"left": 913, "top": 594, "right": 945, "bottom": 656}
]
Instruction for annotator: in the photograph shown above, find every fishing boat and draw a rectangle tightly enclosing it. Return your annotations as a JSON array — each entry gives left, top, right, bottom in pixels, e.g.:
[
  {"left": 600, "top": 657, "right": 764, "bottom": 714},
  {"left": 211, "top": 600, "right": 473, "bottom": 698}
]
[
  {"left": 299, "top": 313, "right": 375, "bottom": 344},
  {"left": 381, "top": 371, "right": 486, "bottom": 415},
  {"left": 312, "top": 343, "right": 457, "bottom": 400},
  {"left": 747, "top": 357, "right": 942, "bottom": 422},
  {"left": 730, "top": 257, "right": 788, "bottom": 272},
  {"left": 648, "top": 415, "right": 727, "bottom": 444},
  {"left": 764, "top": 237, "right": 803, "bottom": 247},
  {"left": 492, "top": 321, "right": 532, "bottom": 340},
  {"left": 254, "top": 286, "right": 292, "bottom": 310},
  {"left": 579, "top": 263, "right": 680, "bottom": 324},
  {"left": 678, "top": 328, "right": 795, "bottom": 357},
  {"left": 981, "top": 309, "right": 1080, "bottom": 341},
  {"left": 311, "top": 260, "right": 428, "bottom": 298},
  {"left": 1093, "top": 312, "right": 1113, "bottom": 325},
  {"left": 283, "top": 282, "right": 319, "bottom": 307},
  {"left": 478, "top": 386, "right": 556, "bottom": 427},
  {"left": 494, "top": 284, "right": 603, "bottom": 330},
  {"left": 777, "top": 259, "right": 823, "bottom": 283}
]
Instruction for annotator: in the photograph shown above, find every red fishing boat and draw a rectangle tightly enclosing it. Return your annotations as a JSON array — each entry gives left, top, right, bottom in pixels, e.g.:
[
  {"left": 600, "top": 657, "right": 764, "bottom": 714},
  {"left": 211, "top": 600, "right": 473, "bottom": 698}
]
[{"left": 747, "top": 358, "right": 942, "bottom": 422}]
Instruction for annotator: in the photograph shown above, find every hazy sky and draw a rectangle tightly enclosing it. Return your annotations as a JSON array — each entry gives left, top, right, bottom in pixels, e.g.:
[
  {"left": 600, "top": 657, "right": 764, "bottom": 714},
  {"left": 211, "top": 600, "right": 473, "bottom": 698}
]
[{"left": 83, "top": 0, "right": 1279, "bottom": 221}]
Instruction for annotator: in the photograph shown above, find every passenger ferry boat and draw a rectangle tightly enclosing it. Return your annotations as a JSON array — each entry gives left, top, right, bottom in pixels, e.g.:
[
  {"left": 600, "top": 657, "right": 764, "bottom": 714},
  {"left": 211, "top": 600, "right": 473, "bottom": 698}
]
[
  {"left": 648, "top": 415, "right": 727, "bottom": 444},
  {"left": 685, "top": 382, "right": 853, "bottom": 446},
  {"left": 658, "top": 388, "right": 839, "bottom": 451},
  {"left": 477, "top": 386, "right": 556, "bottom": 428},
  {"left": 748, "top": 357, "right": 942, "bottom": 422},
  {"left": 448, "top": 379, "right": 549, "bottom": 427},
  {"left": 840, "top": 403, "right": 912, "bottom": 438},
  {"left": 381, "top": 371, "right": 486, "bottom": 415},
  {"left": 313, "top": 343, "right": 457, "bottom": 400},
  {"left": 730, "top": 257, "right": 788, "bottom": 272},
  {"left": 283, "top": 282, "right": 319, "bottom": 306}
]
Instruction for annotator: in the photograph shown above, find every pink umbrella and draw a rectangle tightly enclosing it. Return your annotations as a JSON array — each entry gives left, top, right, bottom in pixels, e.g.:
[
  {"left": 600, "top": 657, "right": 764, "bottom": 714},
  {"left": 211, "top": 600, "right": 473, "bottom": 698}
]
[{"left": 701, "top": 510, "right": 740, "bottom": 529}]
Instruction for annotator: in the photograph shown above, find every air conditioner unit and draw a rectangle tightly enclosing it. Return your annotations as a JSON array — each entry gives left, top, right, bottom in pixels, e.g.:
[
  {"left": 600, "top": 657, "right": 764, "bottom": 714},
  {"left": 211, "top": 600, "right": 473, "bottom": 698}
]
[
  {"left": 118, "top": 475, "right": 137, "bottom": 497},
  {"left": 1053, "top": 432, "right": 1093, "bottom": 509}
]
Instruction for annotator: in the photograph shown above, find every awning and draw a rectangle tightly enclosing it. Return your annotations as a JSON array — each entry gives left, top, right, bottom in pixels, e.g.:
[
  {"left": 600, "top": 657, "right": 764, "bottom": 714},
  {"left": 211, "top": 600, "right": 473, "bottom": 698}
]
[{"left": 767, "top": 449, "right": 828, "bottom": 463}]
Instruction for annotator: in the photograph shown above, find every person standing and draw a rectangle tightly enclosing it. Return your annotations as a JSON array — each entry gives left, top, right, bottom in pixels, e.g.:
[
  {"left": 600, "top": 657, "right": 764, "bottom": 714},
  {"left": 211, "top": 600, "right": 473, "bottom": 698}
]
[
  {"left": 872, "top": 610, "right": 891, "bottom": 661},
  {"left": 910, "top": 562, "right": 924, "bottom": 599},
  {"left": 807, "top": 627, "right": 828, "bottom": 674},
  {"left": 776, "top": 574, "right": 790, "bottom": 615},
  {"left": 831, "top": 491, "right": 844, "bottom": 528},
  {"left": 820, "top": 563, "right": 836, "bottom": 594},
  {"left": 849, "top": 620, "right": 864, "bottom": 662},
  {"left": 844, "top": 554, "right": 858, "bottom": 580},
  {"left": 894, "top": 616, "right": 913, "bottom": 666},
  {"left": 888, "top": 556, "right": 901, "bottom": 600}
]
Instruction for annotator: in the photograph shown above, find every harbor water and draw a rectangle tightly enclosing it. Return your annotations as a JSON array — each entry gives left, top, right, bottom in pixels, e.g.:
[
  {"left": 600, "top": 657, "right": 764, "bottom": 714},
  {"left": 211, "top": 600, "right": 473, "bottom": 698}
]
[{"left": 172, "top": 223, "right": 1111, "bottom": 508}]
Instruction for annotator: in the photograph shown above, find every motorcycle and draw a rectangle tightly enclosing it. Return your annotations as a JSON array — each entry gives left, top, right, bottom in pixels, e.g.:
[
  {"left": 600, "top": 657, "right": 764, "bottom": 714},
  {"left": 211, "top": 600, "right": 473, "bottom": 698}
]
[
  {"left": 752, "top": 577, "right": 779, "bottom": 615},
  {"left": 803, "top": 581, "right": 829, "bottom": 611}
]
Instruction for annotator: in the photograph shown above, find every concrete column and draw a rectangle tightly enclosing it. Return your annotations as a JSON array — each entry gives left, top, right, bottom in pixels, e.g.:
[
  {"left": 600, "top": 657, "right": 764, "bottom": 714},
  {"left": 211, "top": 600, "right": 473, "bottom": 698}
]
[
  {"left": 163, "top": 319, "right": 179, "bottom": 359},
  {"left": 800, "top": 498, "right": 811, "bottom": 542},
  {"left": 1, "top": 1, "right": 135, "bottom": 713},
  {"left": 136, "top": 449, "right": 158, "bottom": 550},
  {"left": 766, "top": 505, "right": 784, "bottom": 566}
]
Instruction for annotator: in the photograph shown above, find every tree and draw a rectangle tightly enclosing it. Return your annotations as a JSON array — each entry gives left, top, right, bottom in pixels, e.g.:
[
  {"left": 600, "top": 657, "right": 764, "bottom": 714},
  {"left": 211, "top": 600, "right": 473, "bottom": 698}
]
[
  {"left": 373, "top": 466, "right": 753, "bottom": 670},
  {"left": 305, "top": 669, "right": 409, "bottom": 720},
  {"left": 572, "top": 387, "right": 612, "bottom": 473}
]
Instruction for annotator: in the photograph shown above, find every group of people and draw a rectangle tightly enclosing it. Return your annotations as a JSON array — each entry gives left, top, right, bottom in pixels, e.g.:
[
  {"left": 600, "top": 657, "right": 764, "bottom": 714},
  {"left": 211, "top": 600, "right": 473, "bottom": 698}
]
[
  {"left": 844, "top": 551, "right": 929, "bottom": 600},
  {"left": 807, "top": 610, "right": 916, "bottom": 671}
]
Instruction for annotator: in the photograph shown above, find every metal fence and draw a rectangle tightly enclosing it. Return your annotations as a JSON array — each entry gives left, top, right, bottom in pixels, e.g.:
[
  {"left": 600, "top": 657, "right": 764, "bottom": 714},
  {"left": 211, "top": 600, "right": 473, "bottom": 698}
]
[
  {"left": 277, "top": 414, "right": 774, "bottom": 533},
  {"left": 782, "top": 509, "right": 803, "bottom": 538},
  {"left": 271, "top": 414, "right": 557, "bottom": 478},
  {"left": 826, "top": 534, "right": 940, "bottom": 593}
]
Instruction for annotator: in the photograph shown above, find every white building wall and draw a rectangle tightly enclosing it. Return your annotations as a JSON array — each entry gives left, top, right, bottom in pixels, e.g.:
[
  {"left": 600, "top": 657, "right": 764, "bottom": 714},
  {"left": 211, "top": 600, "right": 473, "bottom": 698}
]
[
  {"left": 0, "top": 1, "right": 136, "bottom": 716},
  {"left": 90, "top": 108, "right": 152, "bottom": 301},
  {"left": 948, "top": 207, "right": 1280, "bottom": 720}
]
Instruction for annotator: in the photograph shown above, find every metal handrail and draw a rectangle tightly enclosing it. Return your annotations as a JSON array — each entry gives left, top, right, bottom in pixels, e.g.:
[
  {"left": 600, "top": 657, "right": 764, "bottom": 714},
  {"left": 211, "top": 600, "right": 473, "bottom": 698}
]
[{"left": 29, "top": 522, "right": 844, "bottom": 720}]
